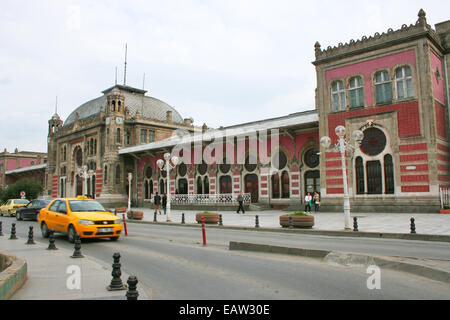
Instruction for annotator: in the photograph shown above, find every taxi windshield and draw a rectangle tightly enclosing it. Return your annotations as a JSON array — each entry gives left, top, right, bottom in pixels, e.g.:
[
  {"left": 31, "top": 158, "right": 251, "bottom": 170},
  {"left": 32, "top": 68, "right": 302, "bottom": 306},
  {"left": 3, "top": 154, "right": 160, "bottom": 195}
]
[
  {"left": 15, "top": 199, "right": 30, "bottom": 204},
  {"left": 68, "top": 200, "right": 106, "bottom": 212}
]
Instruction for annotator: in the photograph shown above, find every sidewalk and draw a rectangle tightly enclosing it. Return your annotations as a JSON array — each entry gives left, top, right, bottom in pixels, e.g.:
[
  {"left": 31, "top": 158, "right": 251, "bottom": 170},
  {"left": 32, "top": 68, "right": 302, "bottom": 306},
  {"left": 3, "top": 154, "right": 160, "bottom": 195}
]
[
  {"left": 131, "top": 207, "right": 450, "bottom": 236},
  {"left": 1, "top": 236, "right": 150, "bottom": 300}
]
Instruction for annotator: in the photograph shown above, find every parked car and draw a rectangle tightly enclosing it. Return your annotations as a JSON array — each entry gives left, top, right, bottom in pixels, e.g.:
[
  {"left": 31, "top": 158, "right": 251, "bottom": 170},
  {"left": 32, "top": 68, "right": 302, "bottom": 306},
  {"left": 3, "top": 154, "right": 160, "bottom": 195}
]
[
  {"left": 38, "top": 195, "right": 123, "bottom": 243},
  {"left": 0, "top": 199, "right": 30, "bottom": 217},
  {"left": 16, "top": 199, "right": 52, "bottom": 221}
]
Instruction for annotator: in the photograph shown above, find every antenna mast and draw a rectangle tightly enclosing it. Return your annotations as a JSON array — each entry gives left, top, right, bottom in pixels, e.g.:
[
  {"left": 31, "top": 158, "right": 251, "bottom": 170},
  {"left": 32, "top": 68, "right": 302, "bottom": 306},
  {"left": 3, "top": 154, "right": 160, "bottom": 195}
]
[{"left": 123, "top": 43, "right": 128, "bottom": 86}]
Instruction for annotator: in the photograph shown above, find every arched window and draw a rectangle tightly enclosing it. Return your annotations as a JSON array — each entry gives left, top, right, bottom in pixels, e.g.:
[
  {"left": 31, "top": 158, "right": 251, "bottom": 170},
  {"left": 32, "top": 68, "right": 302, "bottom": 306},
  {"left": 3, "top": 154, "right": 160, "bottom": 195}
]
[
  {"left": 281, "top": 171, "right": 290, "bottom": 198},
  {"left": 366, "top": 161, "right": 382, "bottom": 194},
  {"left": 115, "top": 165, "right": 121, "bottom": 184},
  {"left": 384, "top": 154, "right": 395, "bottom": 194},
  {"left": 116, "top": 128, "right": 121, "bottom": 143},
  {"left": 355, "top": 156, "right": 365, "bottom": 194},
  {"left": 271, "top": 173, "right": 280, "bottom": 198},
  {"left": 178, "top": 179, "right": 188, "bottom": 194},
  {"left": 374, "top": 70, "right": 392, "bottom": 105},
  {"left": 198, "top": 161, "right": 208, "bottom": 175},
  {"left": 197, "top": 176, "right": 203, "bottom": 194},
  {"left": 395, "top": 66, "right": 414, "bottom": 99},
  {"left": 203, "top": 176, "right": 209, "bottom": 194},
  {"left": 304, "top": 148, "right": 320, "bottom": 168},
  {"left": 118, "top": 101, "right": 121, "bottom": 112},
  {"left": 349, "top": 76, "right": 364, "bottom": 108},
  {"left": 159, "top": 179, "right": 165, "bottom": 194},
  {"left": 272, "top": 151, "right": 287, "bottom": 171},
  {"left": 244, "top": 155, "right": 257, "bottom": 172},
  {"left": 331, "top": 80, "right": 346, "bottom": 111},
  {"left": 112, "top": 100, "right": 116, "bottom": 112}
]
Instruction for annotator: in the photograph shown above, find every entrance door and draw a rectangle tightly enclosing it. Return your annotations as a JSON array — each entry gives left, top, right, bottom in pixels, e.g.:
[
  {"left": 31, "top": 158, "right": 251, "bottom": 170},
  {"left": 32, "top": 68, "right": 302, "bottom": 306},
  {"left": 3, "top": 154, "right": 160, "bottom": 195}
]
[
  {"left": 76, "top": 175, "right": 83, "bottom": 196},
  {"left": 245, "top": 174, "right": 259, "bottom": 203}
]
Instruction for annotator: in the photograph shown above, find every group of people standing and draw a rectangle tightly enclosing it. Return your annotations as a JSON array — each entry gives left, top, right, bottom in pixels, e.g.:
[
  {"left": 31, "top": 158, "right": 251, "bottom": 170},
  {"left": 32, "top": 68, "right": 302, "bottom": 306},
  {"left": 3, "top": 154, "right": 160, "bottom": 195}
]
[
  {"left": 304, "top": 191, "right": 320, "bottom": 214},
  {"left": 153, "top": 192, "right": 167, "bottom": 215}
]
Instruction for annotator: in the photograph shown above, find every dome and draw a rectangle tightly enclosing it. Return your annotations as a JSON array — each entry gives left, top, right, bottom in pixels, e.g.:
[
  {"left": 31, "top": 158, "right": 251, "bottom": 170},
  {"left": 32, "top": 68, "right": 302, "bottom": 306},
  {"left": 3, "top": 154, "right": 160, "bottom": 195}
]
[{"left": 63, "top": 85, "right": 184, "bottom": 126}]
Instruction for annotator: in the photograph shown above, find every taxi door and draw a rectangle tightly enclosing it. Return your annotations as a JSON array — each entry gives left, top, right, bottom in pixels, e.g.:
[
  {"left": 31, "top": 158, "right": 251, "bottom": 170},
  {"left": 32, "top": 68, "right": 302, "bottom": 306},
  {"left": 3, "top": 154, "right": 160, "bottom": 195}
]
[
  {"left": 54, "top": 200, "right": 71, "bottom": 232},
  {"left": 1, "top": 200, "right": 11, "bottom": 215},
  {"left": 44, "top": 200, "right": 61, "bottom": 230}
]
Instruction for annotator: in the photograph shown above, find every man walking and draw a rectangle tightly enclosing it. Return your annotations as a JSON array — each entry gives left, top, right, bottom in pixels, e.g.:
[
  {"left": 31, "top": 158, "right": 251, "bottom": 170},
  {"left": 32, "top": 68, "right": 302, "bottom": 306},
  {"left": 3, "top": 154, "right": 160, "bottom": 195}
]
[
  {"left": 154, "top": 192, "right": 162, "bottom": 215},
  {"left": 236, "top": 192, "right": 245, "bottom": 214}
]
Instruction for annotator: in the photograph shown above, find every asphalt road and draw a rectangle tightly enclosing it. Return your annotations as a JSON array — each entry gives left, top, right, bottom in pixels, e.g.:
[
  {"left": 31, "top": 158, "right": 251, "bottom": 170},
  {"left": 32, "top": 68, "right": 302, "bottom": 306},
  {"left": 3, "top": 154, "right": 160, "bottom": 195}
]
[{"left": 2, "top": 217, "right": 450, "bottom": 300}]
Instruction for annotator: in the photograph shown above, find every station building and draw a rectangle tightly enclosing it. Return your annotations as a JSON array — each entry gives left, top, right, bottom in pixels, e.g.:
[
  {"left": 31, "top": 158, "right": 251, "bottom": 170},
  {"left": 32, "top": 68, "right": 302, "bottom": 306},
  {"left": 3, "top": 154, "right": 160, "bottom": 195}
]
[{"left": 40, "top": 10, "right": 449, "bottom": 212}]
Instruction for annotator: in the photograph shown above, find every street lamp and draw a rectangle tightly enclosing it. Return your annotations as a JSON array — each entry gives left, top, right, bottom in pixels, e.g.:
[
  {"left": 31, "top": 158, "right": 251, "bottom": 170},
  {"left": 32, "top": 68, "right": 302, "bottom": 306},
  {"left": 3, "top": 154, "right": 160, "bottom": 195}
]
[
  {"left": 77, "top": 165, "right": 95, "bottom": 197},
  {"left": 127, "top": 172, "right": 132, "bottom": 213},
  {"left": 320, "top": 125, "right": 364, "bottom": 230},
  {"left": 156, "top": 153, "right": 180, "bottom": 222}
]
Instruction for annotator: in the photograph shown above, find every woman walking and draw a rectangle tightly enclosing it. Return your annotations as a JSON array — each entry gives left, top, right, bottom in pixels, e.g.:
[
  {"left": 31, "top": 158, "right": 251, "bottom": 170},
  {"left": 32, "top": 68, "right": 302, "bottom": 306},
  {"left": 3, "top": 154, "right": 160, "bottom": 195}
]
[
  {"left": 304, "top": 192, "right": 312, "bottom": 213},
  {"left": 313, "top": 191, "right": 320, "bottom": 213}
]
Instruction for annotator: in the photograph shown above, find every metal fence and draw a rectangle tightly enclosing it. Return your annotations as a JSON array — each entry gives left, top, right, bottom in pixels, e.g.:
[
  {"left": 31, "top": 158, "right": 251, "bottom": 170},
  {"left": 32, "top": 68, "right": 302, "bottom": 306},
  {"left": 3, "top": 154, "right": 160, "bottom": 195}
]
[
  {"left": 440, "top": 187, "right": 450, "bottom": 209},
  {"left": 171, "top": 193, "right": 251, "bottom": 205}
]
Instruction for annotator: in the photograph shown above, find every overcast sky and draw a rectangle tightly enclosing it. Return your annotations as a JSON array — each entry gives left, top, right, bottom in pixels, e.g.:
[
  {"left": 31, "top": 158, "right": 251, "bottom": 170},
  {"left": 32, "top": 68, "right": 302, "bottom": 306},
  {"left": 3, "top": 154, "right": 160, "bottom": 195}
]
[{"left": 0, "top": 0, "right": 448, "bottom": 153}]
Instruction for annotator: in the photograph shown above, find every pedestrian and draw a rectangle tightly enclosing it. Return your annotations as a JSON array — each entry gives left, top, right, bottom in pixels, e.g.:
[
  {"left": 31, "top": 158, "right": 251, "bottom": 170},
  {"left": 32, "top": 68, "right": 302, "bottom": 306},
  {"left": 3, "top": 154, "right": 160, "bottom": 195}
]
[
  {"left": 162, "top": 193, "right": 167, "bottom": 215},
  {"left": 313, "top": 191, "right": 320, "bottom": 213},
  {"left": 153, "top": 192, "right": 162, "bottom": 215},
  {"left": 304, "top": 192, "right": 312, "bottom": 213},
  {"left": 236, "top": 192, "right": 245, "bottom": 214}
]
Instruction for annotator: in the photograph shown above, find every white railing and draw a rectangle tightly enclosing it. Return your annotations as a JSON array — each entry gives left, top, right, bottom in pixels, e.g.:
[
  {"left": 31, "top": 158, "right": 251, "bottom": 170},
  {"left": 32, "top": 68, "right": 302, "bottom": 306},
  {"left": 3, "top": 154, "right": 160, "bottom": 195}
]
[
  {"left": 440, "top": 187, "right": 450, "bottom": 209},
  {"left": 171, "top": 193, "right": 251, "bottom": 205}
]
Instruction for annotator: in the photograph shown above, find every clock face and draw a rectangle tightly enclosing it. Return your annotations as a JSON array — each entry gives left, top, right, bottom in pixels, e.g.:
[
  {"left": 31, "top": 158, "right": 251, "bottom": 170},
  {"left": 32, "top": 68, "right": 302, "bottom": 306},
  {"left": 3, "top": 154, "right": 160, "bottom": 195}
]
[
  {"left": 116, "top": 117, "right": 122, "bottom": 124},
  {"left": 105, "top": 117, "right": 110, "bottom": 125}
]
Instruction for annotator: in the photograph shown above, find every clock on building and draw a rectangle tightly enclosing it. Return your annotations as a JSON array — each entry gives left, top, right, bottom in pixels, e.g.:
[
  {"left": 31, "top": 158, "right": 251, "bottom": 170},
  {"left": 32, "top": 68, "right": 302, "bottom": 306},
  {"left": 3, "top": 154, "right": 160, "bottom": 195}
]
[
  {"left": 105, "top": 117, "right": 110, "bottom": 125},
  {"left": 116, "top": 117, "right": 122, "bottom": 124}
]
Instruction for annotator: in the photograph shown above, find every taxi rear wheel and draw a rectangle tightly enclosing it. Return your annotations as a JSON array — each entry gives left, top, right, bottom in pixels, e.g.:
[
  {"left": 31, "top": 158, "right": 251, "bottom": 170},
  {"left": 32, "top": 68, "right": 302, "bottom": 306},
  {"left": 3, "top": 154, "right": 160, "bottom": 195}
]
[{"left": 41, "top": 222, "right": 49, "bottom": 238}]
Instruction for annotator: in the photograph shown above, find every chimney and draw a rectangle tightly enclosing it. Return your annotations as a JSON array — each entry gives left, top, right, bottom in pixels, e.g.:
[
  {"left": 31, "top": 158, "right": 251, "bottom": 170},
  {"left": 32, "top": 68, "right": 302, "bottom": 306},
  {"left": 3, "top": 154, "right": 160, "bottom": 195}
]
[
  {"left": 184, "top": 118, "right": 193, "bottom": 126},
  {"left": 166, "top": 111, "right": 173, "bottom": 123}
]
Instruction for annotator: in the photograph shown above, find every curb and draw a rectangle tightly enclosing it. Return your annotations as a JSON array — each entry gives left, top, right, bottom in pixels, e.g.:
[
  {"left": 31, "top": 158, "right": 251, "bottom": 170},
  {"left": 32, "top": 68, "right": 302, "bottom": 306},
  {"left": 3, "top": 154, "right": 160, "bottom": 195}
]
[
  {"left": 229, "top": 241, "right": 450, "bottom": 284},
  {"left": 0, "top": 250, "right": 27, "bottom": 300},
  {"left": 125, "top": 219, "right": 450, "bottom": 243}
]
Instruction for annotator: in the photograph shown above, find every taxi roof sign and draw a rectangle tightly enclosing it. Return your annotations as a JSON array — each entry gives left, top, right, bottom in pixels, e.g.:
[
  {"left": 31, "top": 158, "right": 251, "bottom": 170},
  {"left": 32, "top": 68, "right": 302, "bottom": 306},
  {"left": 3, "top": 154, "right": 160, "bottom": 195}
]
[{"left": 76, "top": 195, "right": 90, "bottom": 200}]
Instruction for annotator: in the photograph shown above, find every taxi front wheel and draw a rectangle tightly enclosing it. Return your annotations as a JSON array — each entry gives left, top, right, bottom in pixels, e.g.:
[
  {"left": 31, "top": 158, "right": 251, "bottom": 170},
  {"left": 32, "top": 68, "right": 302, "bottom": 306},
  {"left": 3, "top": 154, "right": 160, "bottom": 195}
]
[{"left": 68, "top": 225, "right": 76, "bottom": 243}]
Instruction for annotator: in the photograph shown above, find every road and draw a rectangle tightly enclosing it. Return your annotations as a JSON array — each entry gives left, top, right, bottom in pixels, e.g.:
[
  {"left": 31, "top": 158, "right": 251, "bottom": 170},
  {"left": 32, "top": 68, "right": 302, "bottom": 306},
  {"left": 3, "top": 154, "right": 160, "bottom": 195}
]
[{"left": 2, "top": 217, "right": 450, "bottom": 300}]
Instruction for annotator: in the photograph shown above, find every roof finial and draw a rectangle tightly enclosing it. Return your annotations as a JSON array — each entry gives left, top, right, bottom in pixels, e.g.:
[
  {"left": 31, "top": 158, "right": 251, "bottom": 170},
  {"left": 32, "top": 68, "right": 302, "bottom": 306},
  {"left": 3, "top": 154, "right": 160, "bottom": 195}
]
[
  {"left": 115, "top": 66, "right": 118, "bottom": 85},
  {"left": 314, "top": 41, "right": 321, "bottom": 58},
  {"left": 55, "top": 96, "right": 58, "bottom": 114},
  {"left": 417, "top": 8, "right": 427, "bottom": 25},
  {"left": 123, "top": 43, "right": 128, "bottom": 86}
]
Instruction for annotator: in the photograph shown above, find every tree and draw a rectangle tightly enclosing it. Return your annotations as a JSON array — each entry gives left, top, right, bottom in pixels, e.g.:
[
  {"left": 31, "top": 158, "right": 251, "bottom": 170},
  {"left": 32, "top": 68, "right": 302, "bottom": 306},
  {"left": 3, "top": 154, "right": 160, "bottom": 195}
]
[{"left": 1, "top": 178, "right": 43, "bottom": 202}]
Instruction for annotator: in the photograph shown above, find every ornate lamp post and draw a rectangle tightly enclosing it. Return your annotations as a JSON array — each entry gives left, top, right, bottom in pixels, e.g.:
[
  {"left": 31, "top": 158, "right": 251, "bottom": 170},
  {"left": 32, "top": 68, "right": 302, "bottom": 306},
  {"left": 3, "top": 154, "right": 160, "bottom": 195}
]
[
  {"left": 320, "top": 126, "right": 364, "bottom": 230},
  {"left": 156, "top": 153, "right": 179, "bottom": 222},
  {"left": 127, "top": 172, "right": 132, "bottom": 213},
  {"left": 77, "top": 165, "right": 95, "bottom": 197}
]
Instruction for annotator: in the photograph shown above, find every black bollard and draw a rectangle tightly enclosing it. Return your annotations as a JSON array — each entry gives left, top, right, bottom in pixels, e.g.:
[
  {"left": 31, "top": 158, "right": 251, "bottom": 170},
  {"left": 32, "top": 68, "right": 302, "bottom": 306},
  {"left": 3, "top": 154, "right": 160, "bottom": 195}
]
[
  {"left": 71, "top": 234, "right": 84, "bottom": 258},
  {"left": 288, "top": 216, "right": 294, "bottom": 229},
  {"left": 26, "top": 226, "right": 36, "bottom": 245},
  {"left": 107, "top": 252, "right": 126, "bottom": 291},
  {"left": 0, "top": 221, "right": 3, "bottom": 236},
  {"left": 153, "top": 212, "right": 157, "bottom": 222},
  {"left": 353, "top": 217, "right": 359, "bottom": 232},
  {"left": 410, "top": 218, "right": 416, "bottom": 234},
  {"left": 181, "top": 212, "right": 185, "bottom": 224},
  {"left": 126, "top": 275, "right": 139, "bottom": 300},
  {"left": 9, "top": 223, "right": 18, "bottom": 240},
  {"left": 47, "top": 230, "right": 58, "bottom": 250},
  {"left": 255, "top": 215, "right": 260, "bottom": 228},
  {"left": 219, "top": 214, "right": 223, "bottom": 226}
]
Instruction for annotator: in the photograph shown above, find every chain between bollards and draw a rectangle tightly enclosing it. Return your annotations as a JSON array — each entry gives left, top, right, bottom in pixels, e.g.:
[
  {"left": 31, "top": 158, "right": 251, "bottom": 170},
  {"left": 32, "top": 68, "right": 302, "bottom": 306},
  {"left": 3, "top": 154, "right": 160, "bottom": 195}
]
[
  {"left": 47, "top": 229, "right": 58, "bottom": 250},
  {"left": 107, "top": 252, "right": 126, "bottom": 291},
  {"left": 9, "top": 223, "right": 18, "bottom": 240},
  {"left": 353, "top": 217, "right": 359, "bottom": 232},
  {"left": 255, "top": 215, "right": 260, "bottom": 228},
  {"left": 26, "top": 226, "right": 36, "bottom": 245},
  {"left": 126, "top": 275, "right": 139, "bottom": 300},
  {"left": 71, "top": 234, "right": 84, "bottom": 258},
  {"left": 410, "top": 217, "right": 416, "bottom": 234}
]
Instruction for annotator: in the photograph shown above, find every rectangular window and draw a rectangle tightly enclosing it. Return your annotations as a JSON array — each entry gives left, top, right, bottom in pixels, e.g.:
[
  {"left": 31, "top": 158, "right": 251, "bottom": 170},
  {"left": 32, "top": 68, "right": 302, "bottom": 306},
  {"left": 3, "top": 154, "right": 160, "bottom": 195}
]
[
  {"left": 148, "top": 130, "right": 155, "bottom": 143},
  {"left": 349, "top": 77, "right": 364, "bottom": 108},
  {"left": 140, "top": 129, "right": 147, "bottom": 144},
  {"left": 375, "top": 71, "right": 392, "bottom": 105}
]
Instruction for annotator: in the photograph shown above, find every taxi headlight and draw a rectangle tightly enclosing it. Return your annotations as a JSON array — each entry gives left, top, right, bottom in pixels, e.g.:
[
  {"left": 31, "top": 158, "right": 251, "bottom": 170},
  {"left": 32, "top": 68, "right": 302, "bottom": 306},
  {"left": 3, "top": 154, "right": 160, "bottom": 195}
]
[{"left": 78, "top": 220, "right": 95, "bottom": 225}]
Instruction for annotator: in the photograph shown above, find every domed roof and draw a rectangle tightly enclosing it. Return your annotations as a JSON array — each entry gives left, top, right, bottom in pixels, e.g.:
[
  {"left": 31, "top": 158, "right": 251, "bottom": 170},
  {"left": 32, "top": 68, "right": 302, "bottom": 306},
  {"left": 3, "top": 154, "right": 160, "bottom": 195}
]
[{"left": 63, "top": 85, "right": 184, "bottom": 126}]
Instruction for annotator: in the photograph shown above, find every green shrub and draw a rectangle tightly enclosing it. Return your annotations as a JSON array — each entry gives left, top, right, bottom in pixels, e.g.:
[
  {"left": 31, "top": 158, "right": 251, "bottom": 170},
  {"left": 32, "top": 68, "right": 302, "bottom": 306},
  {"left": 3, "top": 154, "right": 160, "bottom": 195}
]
[
  {"left": 197, "top": 211, "right": 218, "bottom": 215},
  {"left": 282, "top": 211, "right": 310, "bottom": 217},
  {"left": 1, "top": 178, "right": 43, "bottom": 202}
]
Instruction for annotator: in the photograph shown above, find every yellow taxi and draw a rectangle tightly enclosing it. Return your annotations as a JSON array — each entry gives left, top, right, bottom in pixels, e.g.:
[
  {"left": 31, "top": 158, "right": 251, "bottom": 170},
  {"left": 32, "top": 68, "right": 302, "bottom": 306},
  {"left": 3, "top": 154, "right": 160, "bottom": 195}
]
[
  {"left": 0, "top": 199, "right": 30, "bottom": 217},
  {"left": 38, "top": 196, "right": 122, "bottom": 242}
]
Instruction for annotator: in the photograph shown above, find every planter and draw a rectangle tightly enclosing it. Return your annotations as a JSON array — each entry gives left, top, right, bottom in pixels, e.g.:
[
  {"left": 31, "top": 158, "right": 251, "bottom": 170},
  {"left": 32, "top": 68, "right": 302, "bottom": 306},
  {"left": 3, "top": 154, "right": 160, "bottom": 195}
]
[
  {"left": 279, "top": 214, "right": 314, "bottom": 228},
  {"left": 127, "top": 211, "right": 144, "bottom": 220},
  {"left": 115, "top": 207, "right": 127, "bottom": 214},
  {"left": 440, "top": 209, "right": 450, "bottom": 214},
  {"left": 195, "top": 213, "right": 220, "bottom": 224}
]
